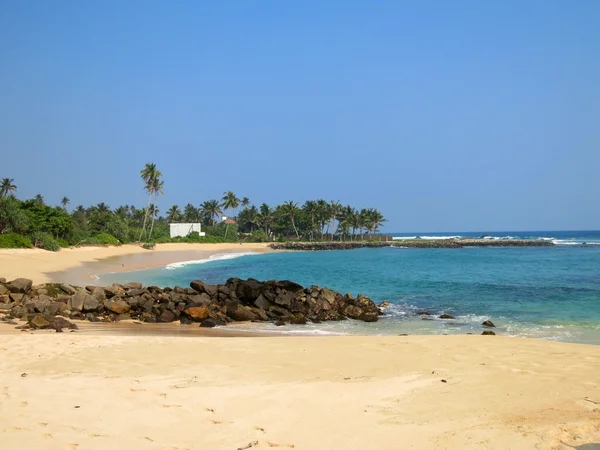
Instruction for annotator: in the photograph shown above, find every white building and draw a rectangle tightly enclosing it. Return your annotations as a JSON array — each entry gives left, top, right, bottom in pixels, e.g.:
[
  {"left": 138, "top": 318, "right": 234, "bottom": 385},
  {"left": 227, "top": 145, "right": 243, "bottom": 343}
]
[{"left": 169, "top": 223, "right": 205, "bottom": 238}]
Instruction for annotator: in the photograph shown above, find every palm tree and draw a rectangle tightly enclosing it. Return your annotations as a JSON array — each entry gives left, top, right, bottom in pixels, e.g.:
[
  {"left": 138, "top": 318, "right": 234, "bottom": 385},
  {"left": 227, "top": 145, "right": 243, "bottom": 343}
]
[
  {"left": 114, "top": 205, "right": 129, "bottom": 220},
  {"left": 167, "top": 205, "right": 182, "bottom": 223},
  {"left": 183, "top": 203, "right": 199, "bottom": 222},
  {"left": 95, "top": 202, "right": 111, "bottom": 214},
  {"left": 148, "top": 177, "right": 164, "bottom": 239},
  {"left": 258, "top": 203, "right": 273, "bottom": 236},
  {"left": 282, "top": 200, "right": 300, "bottom": 239},
  {"left": 0, "top": 178, "right": 17, "bottom": 197},
  {"left": 315, "top": 199, "right": 331, "bottom": 239},
  {"left": 221, "top": 191, "right": 240, "bottom": 238},
  {"left": 329, "top": 201, "right": 342, "bottom": 240},
  {"left": 199, "top": 200, "right": 221, "bottom": 226},
  {"left": 302, "top": 200, "right": 319, "bottom": 241},
  {"left": 139, "top": 163, "right": 161, "bottom": 241},
  {"left": 34, "top": 194, "right": 45, "bottom": 206},
  {"left": 241, "top": 197, "right": 251, "bottom": 208},
  {"left": 61, "top": 196, "right": 70, "bottom": 210}
]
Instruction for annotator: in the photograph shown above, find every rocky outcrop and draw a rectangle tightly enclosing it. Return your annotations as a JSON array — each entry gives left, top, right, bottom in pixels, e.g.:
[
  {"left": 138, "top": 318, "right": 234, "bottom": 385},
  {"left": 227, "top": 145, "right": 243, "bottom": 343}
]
[
  {"left": 0, "top": 278, "right": 383, "bottom": 328},
  {"left": 269, "top": 239, "right": 554, "bottom": 251}
]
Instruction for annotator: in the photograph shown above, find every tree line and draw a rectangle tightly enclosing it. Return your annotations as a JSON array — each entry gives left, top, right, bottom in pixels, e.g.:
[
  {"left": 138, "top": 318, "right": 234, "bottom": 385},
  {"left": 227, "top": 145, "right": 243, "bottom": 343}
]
[{"left": 0, "top": 166, "right": 386, "bottom": 251}]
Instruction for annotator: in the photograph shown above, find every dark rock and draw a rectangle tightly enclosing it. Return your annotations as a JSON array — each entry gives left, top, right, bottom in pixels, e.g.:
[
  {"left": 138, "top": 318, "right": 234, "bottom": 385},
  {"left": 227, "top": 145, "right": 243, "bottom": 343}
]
[
  {"left": 226, "top": 304, "right": 256, "bottom": 321},
  {"left": 159, "top": 310, "right": 176, "bottom": 323},
  {"left": 200, "top": 317, "right": 226, "bottom": 328},
  {"left": 11, "top": 305, "right": 28, "bottom": 318},
  {"left": 439, "top": 314, "right": 455, "bottom": 319},
  {"left": 345, "top": 305, "right": 364, "bottom": 320},
  {"left": 482, "top": 330, "right": 496, "bottom": 336},
  {"left": 44, "top": 302, "right": 60, "bottom": 316},
  {"left": 289, "top": 314, "right": 307, "bottom": 325},
  {"left": 274, "top": 319, "right": 286, "bottom": 326},
  {"left": 482, "top": 320, "right": 496, "bottom": 328},
  {"left": 188, "top": 293, "right": 211, "bottom": 306},
  {"left": 179, "top": 315, "right": 192, "bottom": 325},
  {"left": 124, "top": 282, "right": 143, "bottom": 290},
  {"left": 28, "top": 315, "right": 51, "bottom": 329},
  {"left": 85, "top": 285, "right": 97, "bottom": 292},
  {"left": 360, "top": 312, "right": 379, "bottom": 322},
  {"left": 190, "top": 280, "right": 218, "bottom": 297},
  {"left": 417, "top": 311, "right": 430, "bottom": 316},
  {"left": 0, "top": 294, "right": 9, "bottom": 303},
  {"left": 0, "top": 285, "right": 8, "bottom": 295},
  {"left": 378, "top": 301, "right": 390, "bottom": 308},
  {"left": 8, "top": 278, "right": 33, "bottom": 294}
]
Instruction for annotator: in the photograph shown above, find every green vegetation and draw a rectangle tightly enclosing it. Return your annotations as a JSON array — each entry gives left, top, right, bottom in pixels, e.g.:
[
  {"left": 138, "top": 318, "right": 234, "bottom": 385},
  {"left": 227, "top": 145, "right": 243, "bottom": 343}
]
[{"left": 0, "top": 165, "right": 386, "bottom": 251}]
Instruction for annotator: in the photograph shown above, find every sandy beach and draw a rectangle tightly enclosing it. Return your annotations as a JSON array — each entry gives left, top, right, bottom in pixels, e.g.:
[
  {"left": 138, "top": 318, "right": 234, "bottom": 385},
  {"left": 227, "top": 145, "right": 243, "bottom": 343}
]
[
  {"left": 0, "top": 332, "right": 597, "bottom": 449},
  {"left": 0, "top": 243, "right": 272, "bottom": 285},
  {"left": 1, "top": 247, "right": 599, "bottom": 449}
]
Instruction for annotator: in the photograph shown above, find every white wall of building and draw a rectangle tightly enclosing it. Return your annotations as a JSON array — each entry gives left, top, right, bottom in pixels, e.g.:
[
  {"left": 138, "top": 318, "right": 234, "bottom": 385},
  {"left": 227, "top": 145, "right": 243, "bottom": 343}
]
[{"left": 169, "top": 223, "right": 205, "bottom": 238}]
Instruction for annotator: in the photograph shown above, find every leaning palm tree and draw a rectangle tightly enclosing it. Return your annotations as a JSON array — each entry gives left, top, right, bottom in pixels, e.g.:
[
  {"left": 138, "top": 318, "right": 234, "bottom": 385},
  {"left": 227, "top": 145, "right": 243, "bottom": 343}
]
[
  {"left": 61, "top": 196, "right": 70, "bottom": 210},
  {"left": 221, "top": 191, "right": 240, "bottom": 238},
  {"left": 282, "top": 200, "right": 300, "bottom": 239},
  {"left": 0, "top": 178, "right": 17, "bottom": 197},
  {"left": 139, "top": 163, "right": 161, "bottom": 241}
]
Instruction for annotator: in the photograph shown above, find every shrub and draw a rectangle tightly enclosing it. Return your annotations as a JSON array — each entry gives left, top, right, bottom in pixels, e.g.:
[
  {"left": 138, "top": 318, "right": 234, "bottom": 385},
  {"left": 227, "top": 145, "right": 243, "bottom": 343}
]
[
  {"left": 250, "top": 229, "right": 269, "bottom": 242},
  {"left": 57, "top": 238, "right": 70, "bottom": 248},
  {"left": 0, "top": 232, "right": 33, "bottom": 249},
  {"left": 87, "top": 233, "right": 121, "bottom": 246},
  {"left": 31, "top": 231, "right": 61, "bottom": 252},
  {"left": 142, "top": 241, "right": 156, "bottom": 250}
]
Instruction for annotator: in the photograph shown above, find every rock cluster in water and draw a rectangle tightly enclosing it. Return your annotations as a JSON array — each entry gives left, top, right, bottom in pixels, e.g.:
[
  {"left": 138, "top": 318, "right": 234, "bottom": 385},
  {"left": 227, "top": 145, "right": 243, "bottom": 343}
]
[
  {"left": 0, "top": 277, "right": 382, "bottom": 330},
  {"left": 269, "top": 239, "right": 553, "bottom": 251}
]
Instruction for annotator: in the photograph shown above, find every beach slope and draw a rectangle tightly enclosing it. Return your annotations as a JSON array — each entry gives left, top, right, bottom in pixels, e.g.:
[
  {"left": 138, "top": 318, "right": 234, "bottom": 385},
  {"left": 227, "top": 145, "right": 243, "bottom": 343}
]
[{"left": 0, "top": 333, "right": 598, "bottom": 449}]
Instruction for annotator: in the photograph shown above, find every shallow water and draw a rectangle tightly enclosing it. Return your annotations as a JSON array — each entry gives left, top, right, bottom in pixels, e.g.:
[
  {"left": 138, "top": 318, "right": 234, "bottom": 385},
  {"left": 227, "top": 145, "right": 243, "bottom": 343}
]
[{"left": 99, "top": 231, "right": 600, "bottom": 344}]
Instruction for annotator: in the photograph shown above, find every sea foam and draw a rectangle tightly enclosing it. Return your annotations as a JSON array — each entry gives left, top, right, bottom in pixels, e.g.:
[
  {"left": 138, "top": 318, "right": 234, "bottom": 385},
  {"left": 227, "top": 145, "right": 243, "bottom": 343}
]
[{"left": 165, "top": 252, "right": 256, "bottom": 270}]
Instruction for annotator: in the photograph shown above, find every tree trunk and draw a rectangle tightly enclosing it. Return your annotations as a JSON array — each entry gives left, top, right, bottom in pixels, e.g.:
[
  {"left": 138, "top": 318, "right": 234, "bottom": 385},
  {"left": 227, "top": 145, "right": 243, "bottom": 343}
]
[{"left": 139, "top": 193, "right": 152, "bottom": 241}]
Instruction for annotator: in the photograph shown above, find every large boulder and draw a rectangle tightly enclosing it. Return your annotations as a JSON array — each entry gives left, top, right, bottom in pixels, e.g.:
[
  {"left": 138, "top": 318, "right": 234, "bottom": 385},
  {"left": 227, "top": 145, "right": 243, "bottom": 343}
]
[
  {"left": 226, "top": 304, "right": 256, "bottom": 321},
  {"left": 82, "top": 295, "right": 100, "bottom": 312},
  {"left": 104, "top": 299, "right": 131, "bottom": 314},
  {"left": 234, "top": 278, "right": 264, "bottom": 304},
  {"left": 124, "top": 282, "right": 143, "bottom": 290},
  {"left": 68, "top": 292, "right": 88, "bottom": 312},
  {"left": 190, "top": 280, "right": 218, "bottom": 297},
  {"left": 0, "top": 285, "right": 8, "bottom": 295},
  {"left": 60, "top": 284, "right": 77, "bottom": 295},
  {"left": 182, "top": 305, "right": 209, "bottom": 321},
  {"left": 8, "top": 278, "right": 32, "bottom": 294}
]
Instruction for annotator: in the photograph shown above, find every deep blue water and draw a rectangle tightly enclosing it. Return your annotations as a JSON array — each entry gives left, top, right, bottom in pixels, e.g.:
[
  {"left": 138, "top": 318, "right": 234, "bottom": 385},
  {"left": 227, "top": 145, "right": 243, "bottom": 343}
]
[{"left": 100, "top": 231, "right": 600, "bottom": 343}]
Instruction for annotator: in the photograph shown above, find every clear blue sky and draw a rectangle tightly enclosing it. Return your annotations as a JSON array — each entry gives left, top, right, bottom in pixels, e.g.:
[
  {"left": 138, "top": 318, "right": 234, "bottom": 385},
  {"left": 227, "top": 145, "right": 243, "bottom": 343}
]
[{"left": 1, "top": 1, "right": 599, "bottom": 232}]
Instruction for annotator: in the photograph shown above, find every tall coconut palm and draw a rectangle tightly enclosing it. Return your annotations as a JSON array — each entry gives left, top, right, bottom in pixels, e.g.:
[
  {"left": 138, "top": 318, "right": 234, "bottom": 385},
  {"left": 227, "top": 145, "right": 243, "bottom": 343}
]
[
  {"left": 139, "top": 163, "right": 161, "bottom": 241},
  {"left": 302, "top": 200, "right": 318, "bottom": 241},
  {"left": 147, "top": 177, "right": 164, "bottom": 239},
  {"left": 258, "top": 203, "right": 273, "bottom": 235},
  {"left": 329, "top": 201, "right": 342, "bottom": 240},
  {"left": 166, "top": 205, "right": 182, "bottom": 223},
  {"left": 0, "top": 178, "right": 17, "bottom": 197},
  {"left": 241, "top": 197, "right": 250, "bottom": 208},
  {"left": 221, "top": 191, "right": 240, "bottom": 238},
  {"left": 61, "top": 196, "right": 70, "bottom": 210},
  {"left": 200, "top": 200, "right": 222, "bottom": 226},
  {"left": 282, "top": 200, "right": 300, "bottom": 239},
  {"left": 316, "top": 199, "right": 330, "bottom": 239}
]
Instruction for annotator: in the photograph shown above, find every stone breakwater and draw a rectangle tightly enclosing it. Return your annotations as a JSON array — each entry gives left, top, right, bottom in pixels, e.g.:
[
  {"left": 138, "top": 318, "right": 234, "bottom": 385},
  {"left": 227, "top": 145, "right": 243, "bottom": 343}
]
[
  {"left": 0, "top": 277, "right": 382, "bottom": 331},
  {"left": 269, "top": 239, "right": 554, "bottom": 251}
]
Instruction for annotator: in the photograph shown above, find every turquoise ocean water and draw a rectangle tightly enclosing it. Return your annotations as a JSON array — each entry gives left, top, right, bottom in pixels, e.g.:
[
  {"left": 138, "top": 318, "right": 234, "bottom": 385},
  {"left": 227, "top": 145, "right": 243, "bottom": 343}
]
[{"left": 99, "top": 231, "right": 600, "bottom": 344}]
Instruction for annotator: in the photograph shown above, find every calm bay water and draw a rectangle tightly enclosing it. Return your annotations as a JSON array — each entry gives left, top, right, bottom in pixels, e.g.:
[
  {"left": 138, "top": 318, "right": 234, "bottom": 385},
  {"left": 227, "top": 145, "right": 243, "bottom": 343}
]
[{"left": 100, "top": 231, "right": 600, "bottom": 344}]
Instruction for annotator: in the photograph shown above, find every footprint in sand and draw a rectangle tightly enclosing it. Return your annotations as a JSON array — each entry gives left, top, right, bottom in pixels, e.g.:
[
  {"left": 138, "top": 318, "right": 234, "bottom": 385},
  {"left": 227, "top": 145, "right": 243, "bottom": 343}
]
[
  {"left": 43, "top": 433, "right": 52, "bottom": 439},
  {"left": 266, "top": 443, "right": 295, "bottom": 448},
  {"left": 162, "top": 404, "right": 182, "bottom": 408},
  {"left": 205, "top": 407, "right": 214, "bottom": 413},
  {"left": 254, "top": 426, "right": 265, "bottom": 433}
]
